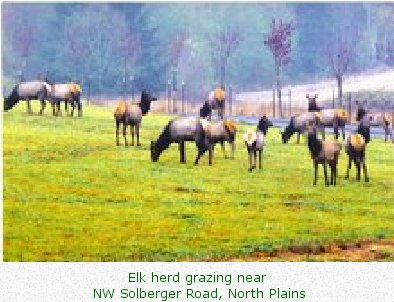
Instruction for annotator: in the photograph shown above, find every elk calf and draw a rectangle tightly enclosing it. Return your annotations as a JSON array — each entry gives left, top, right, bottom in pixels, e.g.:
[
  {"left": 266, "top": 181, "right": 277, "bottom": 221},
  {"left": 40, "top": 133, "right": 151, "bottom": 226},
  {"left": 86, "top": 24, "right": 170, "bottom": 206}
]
[{"left": 243, "top": 115, "right": 272, "bottom": 172}]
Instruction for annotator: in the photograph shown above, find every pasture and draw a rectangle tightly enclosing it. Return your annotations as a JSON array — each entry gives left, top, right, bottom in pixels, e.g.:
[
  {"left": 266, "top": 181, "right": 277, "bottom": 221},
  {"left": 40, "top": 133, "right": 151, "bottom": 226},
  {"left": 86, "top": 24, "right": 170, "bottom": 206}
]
[{"left": 3, "top": 102, "right": 394, "bottom": 261}]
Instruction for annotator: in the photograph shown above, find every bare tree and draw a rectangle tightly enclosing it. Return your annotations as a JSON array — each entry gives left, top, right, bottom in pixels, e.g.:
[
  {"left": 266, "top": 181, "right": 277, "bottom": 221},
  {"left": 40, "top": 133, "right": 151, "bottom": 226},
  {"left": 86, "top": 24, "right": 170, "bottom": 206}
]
[
  {"left": 168, "top": 32, "right": 188, "bottom": 68},
  {"left": 326, "top": 25, "right": 357, "bottom": 107},
  {"left": 2, "top": 5, "right": 36, "bottom": 81},
  {"left": 209, "top": 26, "right": 242, "bottom": 88},
  {"left": 64, "top": 23, "right": 91, "bottom": 83},
  {"left": 264, "top": 19, "right": 295, "bottom": 117},
  {"left": 119, "top": 29, "right": 140, "bottom": 97},
  {"left": 168, "top": 31, "right": 188, "bottom": 92},
  {"left": 375, "top": 4, "right": 394, "bottom": 67},
  {"left": 63, "top": 5, "right": 130, "bottom": 94}
]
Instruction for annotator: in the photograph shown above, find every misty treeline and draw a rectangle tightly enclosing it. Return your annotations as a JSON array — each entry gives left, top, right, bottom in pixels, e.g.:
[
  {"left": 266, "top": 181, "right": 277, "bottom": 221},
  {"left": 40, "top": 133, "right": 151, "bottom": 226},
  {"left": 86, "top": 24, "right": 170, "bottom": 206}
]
[{"left": 2, "top": 3, "right": 394, "bottom": 100}]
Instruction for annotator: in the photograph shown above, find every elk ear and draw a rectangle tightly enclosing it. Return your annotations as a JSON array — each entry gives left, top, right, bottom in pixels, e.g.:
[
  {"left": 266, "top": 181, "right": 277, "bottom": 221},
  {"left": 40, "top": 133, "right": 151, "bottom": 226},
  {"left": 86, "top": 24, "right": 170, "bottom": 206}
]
[
  {"left": 306, "top": 94, "right": 309, "bottom": 99},
  {"left": 315, "top": 94, "right": 318, "bottom": 98}
]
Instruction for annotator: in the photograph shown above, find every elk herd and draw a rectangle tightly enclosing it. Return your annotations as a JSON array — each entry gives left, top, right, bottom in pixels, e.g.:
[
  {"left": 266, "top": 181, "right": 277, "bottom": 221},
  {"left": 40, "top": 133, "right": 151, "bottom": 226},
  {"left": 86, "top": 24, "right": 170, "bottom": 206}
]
[
  {"left": 4, "top": 82, "right": 393, "bottom": 186},
  {"left": 4, "top": 80, "right": 82, "bottom": 117}
]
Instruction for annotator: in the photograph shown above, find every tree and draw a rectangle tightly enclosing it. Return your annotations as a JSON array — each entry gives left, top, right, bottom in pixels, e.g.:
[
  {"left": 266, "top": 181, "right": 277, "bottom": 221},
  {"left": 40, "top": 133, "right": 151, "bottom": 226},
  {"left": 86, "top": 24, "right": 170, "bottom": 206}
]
[
  {"left": 375, "top": 3, "right": 394, "bottom": 66},
  {"left": 2, "top": 4, "right": 40, "bottom": 81},
  {"left": 62, "top": 5, "right": 130, "bottom": 94},
  {"left": 168, "top": 32, "right": 188, "bottom": 68},
  {"left": 63, "top": 19, "right": 92, "bottom": 83},
  {"left": 119, "top": 29, "right": 140, "bottom": 97},
  {"left": 264, "top": 19, "right": 295, "bottom": 117},
  {"left": 321, "top": 4, "right": 369, "bottom": 106},
  {"left": 327, "top": 29, "right": 354, "bottom": 107},
  {"left": 168, "top": 31, "right": 188, "bottom": 92},
  {"left": 208, "top": 25, "right": 242, "bottom": 88}
]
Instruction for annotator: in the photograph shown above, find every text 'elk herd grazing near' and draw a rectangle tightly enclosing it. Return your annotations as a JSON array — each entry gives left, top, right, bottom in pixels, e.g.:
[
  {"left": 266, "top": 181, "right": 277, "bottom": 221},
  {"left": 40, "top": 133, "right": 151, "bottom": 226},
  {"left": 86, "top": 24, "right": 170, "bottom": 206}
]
[{"left": 4, "top": 82, "right": 393, "bottom": 186}]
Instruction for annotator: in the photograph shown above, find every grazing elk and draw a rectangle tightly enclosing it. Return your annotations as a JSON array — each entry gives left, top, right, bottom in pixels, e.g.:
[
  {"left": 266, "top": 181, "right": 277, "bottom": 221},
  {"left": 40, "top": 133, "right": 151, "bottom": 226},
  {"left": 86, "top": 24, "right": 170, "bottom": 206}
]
[
  {"left": 317, "top": 108, "right": 349, "bottom": 140},
  {"left": 150, "top": 116, "right": 212, "bottom": 165},
  {"left": 114, "top": 90, "right": 157, "bottom": 147},
  {"left": 281, "top": 112, "right": 320, "bottom": 144},
  {"left": 206, "top": 119, "right": 237, "bottom": 159},
  {"left": 306, "top": 94, "right": 348, "bottom": 139},
  {"left": 369, "top": 112, "right": 393, "bottom": 143},
  {"left": 4, "top": 80, "right": 51, "bottom": 114},
  {"left": 356, "top": 102, "right": 393, "bottom": 143},
  {"left": 50, "top": 82, "right": 82, "bottom": 117}
]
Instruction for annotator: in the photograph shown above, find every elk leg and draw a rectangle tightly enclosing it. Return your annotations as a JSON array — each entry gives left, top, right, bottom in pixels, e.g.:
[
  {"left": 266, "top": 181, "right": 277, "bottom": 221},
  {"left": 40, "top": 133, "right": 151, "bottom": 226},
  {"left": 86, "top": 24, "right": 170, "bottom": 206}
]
[
  {"left": 323, "top": 163, "right": 329, "bottom": 186},
  {"left": 136, "top": 124, "right": 141, "bottom": 146},
  {"left": 363, "top": 161, "right": 369, "bottom": 182},
  {"left": 330, "top": 163, "right": 334, "bottom": 185},
  {"left": 345, "top": 157, "right": 352, "bottom": 179},
  {"left": 123, "top": 123, "right": 128, "bottom": 146},
  {"left": 57, "top": 100, "right": 62, "bottom": 116},
  {"left": 331, "top": 164, "right": 336, "bottom": 185},
  {"left": 208, "top": 144, "right": 213, "bottom": 165},
  {"left": 334, "top": 126, "right": 339, "bottom": 140},
  {"left": 334, "top": 162, "right": 338, "bottom": 185},
  {"left": 356, "top": 162, "right": 361, "bottom": 181},
  {"left": 27, "top": 99, "right": 33, "bottom": 114},
  {"left": 388, "top": 127, "right": 394, "bottom": 143},
  {"left": 252, "top": 151, "right": 257, "bottom": 170},
  {"left": 51, "top": 100, "right": 57, "bottom": 116},
  {"left": 384, "top": 125, "right": 391, "bottom": 143},
  {"left": 248, "top": 152, "right": 253, "bottom": 172},
  {"left": 194, "top": 147, "right": 206, "bottom": 165},
  {"left": 115, "top": 121, "right": 120, "bottom": 146},
  {"left": 131, "top": 125, "right": 135, "bottom": 146},
  {"left": 180, "top": 141, "right": 186, "bottom": 163},
  {"left": 220, "top": 141, "right": 227, "bottom": 158},
  {"left": 258, "top": 149, "right": 262, "bottom": 169},
  {"left": 77, "top": 100, "right": 83, "bottom": 117},
  {"left": 39, "top": 99, "right": 46, "bottom": 115},
  {"left": 70, "top": 102, "right": 76, "bottom": 117},
  {"left": 297, "top": 131, "right": 300, "bottom": 144},
  {"left": 65, "top": 100, "right": 69, "bottom": 116},
  {"left": 314, "top": 162, "right": 318, "bottom": 186}
]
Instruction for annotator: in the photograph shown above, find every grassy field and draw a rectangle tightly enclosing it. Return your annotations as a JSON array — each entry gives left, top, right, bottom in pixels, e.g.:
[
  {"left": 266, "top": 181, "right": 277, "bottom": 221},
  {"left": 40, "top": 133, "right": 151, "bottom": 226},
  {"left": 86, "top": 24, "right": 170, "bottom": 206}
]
[{"left": 3, "top": 102, "right": 394, "bottom": 261}]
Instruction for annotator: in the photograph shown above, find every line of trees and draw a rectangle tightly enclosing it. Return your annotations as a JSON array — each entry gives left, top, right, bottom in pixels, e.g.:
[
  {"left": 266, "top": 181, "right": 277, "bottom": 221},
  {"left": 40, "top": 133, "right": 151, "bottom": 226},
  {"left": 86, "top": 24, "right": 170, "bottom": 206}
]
[{"left": 2, "top": 3, "right": 393, "bottom": 100}]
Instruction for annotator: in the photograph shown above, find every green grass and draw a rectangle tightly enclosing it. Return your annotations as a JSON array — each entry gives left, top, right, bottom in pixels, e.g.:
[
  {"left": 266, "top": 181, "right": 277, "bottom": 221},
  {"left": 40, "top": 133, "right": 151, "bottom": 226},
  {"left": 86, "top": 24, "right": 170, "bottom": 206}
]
[{"left": 3, "top": 102, "right": 394, "bottom": 261}]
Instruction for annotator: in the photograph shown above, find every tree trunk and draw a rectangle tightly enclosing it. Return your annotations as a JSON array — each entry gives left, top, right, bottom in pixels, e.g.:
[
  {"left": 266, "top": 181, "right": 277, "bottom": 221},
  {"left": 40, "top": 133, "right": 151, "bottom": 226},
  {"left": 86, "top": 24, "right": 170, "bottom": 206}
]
[
  {"left": 123, "top": 56, "right": 127, "bottom": 100},
  {"left": 276, "top": 66, "right": 282, "bottom": 117},
  {"left": 220, "top": 57, "right": 226, "bottom": 88},
  {"left": 337, "top": 75, "right": 343, "bottom": 107}
]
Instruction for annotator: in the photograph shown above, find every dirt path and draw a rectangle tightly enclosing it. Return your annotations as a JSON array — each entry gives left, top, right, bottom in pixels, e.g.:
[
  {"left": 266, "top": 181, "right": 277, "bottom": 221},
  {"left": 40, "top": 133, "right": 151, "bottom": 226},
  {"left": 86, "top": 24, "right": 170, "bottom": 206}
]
[{"left": 208, "top": 239, "right": 394, "bottom": 262}]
